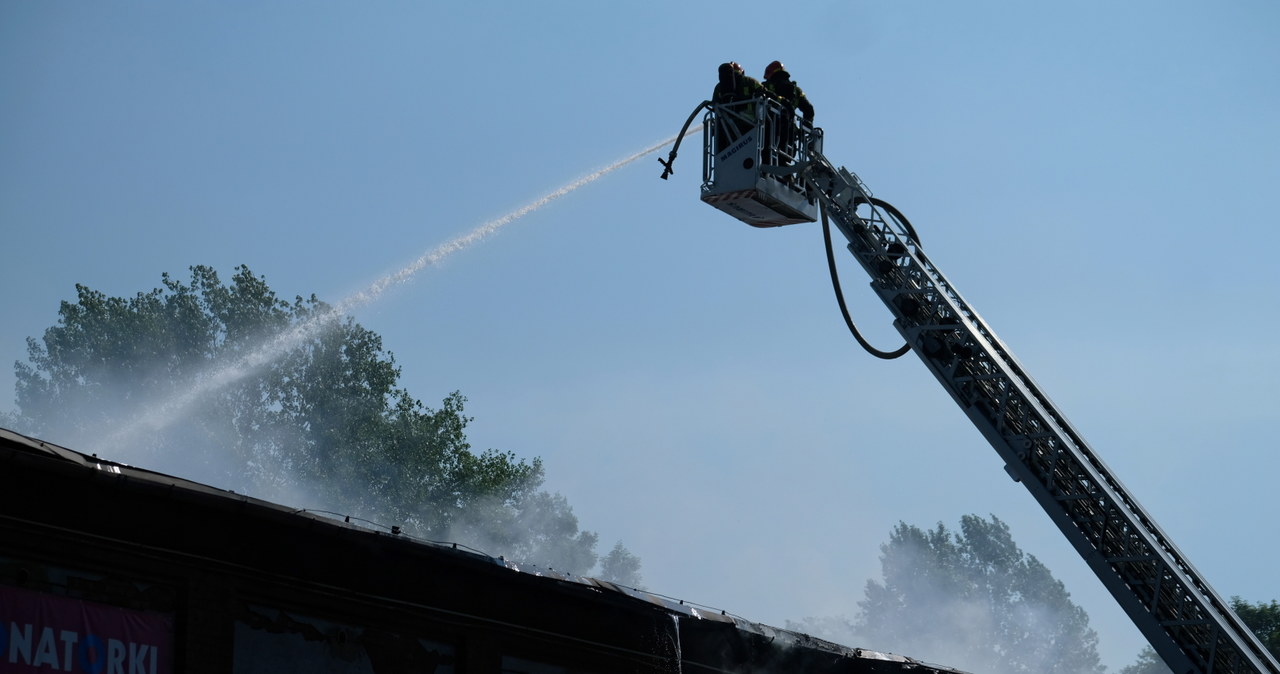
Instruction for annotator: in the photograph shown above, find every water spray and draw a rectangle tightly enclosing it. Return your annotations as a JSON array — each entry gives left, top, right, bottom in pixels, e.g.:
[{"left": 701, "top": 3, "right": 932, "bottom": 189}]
[{"left": 100, "top": 127, "right": 702, "bottom": 457}]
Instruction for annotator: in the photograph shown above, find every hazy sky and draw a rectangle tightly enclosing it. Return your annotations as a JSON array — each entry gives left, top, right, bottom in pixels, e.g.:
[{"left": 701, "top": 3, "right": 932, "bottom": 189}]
[{"left": 3, "top": 2, "right": 1277, "bottom": 670}]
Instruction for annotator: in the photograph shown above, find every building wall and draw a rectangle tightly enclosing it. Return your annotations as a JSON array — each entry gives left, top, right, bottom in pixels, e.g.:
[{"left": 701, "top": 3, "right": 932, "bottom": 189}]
[{"left": 0, "top": 430, "right": 963, "bottom": 674}]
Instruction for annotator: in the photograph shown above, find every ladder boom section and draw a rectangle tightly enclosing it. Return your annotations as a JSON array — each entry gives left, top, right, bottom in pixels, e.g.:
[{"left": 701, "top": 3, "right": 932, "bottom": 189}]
[{"left": 798, "top": 153, "right": 1279, "bottom": 674}]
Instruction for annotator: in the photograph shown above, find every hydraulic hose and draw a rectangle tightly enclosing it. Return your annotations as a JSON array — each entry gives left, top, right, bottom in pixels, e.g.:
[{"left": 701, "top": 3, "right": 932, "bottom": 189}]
[
  {"left": 820, "top": 199, "right": 916, "bottom": 360},
  {"left": 660, "top": 100, "right": 917, "bottom": 362}
]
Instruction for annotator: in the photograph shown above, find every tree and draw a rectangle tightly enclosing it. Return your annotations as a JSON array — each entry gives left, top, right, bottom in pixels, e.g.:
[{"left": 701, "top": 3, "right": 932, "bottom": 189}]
[
  {"left": 854, "top": 514, "right": 1103, "bottom": 674},
  {"left": 1117, "top": 646, "right": 1171, "bottom": 674},
  {"left": 1116, "top": 596, "right": 1277, "bottom": 672},
  {"left": 1232, "top": 597, "right": 1280, "bottom": 658},
  {"left": 599, "top": 541, "right": 644, "bottom": 588},
  {"left": 9, "top": 265, "right": 626, "bottom": 576}
]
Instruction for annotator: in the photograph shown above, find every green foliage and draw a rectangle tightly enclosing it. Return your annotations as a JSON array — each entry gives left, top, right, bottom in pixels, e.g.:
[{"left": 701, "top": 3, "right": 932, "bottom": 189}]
[
  {"left": 1232, "top": 597, "right": 1280, "bottom": 658},
  {"left": 599, "top": 541, "right": 644, "bottom": 588},
  {"left": 855, "top": 514, "right": 1103, "bottom": 674},
  {"left": 1116, "top": 598, "right": 1274, "bottom": 670},
  {"left": 10, "top": 265, "right": 624, "bottom": 575},
  {"left": 1118, "top": 646, "right": 1171, "bottom": 674},
  {"left": 1116, "top": 597, "right": 1276, "bottom": 673}
]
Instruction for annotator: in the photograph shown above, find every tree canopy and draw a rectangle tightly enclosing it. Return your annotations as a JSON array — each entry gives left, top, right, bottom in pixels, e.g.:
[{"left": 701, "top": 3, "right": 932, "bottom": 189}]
[
  {"left": 1115, "top": 596, "right": 1277, "bottom": 673},
  {"left": 8, "top": 264, "right": 639, "bottom": 583},
  {"left": 1117, "top": 646, "right": 1171, "bottom": 674},
  {"left": 1232, "top": 597, "right": 1280, "bottom": 660},
  {"left": 785, "top": 515, "right": 1277, "bottom": 673},
  {"left": 854, "top": 514, "right": 1103, "bottom": 674}
]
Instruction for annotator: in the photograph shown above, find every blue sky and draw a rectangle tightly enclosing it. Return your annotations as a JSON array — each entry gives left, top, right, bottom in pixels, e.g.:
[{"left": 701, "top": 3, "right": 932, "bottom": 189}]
[{"left": 2, "top": 2, "right": 1277, "bottom": 669}]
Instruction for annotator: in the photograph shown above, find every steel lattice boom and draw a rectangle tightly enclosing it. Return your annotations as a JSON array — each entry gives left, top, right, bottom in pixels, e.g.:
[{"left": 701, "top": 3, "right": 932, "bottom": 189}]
[
  {"left": 804, "top": 151, "right": 1279, "bottom": 674},
  {"left": 673, "top": 99, "right": 1279, "bottom": 674}
]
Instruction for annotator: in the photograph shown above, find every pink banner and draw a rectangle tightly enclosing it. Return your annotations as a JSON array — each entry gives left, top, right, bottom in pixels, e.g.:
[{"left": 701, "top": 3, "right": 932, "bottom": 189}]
[{"left": 1, "top": 585, "right": 172, "bottom": 674}]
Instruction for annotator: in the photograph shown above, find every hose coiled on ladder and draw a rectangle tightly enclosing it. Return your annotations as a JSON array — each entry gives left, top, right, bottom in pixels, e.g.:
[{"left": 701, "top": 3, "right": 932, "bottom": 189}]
[{"left": 820, "top": 198, "right": 917, "bottom": 360}]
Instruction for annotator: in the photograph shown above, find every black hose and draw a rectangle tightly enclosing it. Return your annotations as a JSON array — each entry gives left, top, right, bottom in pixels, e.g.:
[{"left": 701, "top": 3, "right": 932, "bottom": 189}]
[
  {"left": 820, "top": 200, "right": 913, "bottom": 360},
  {"left": 659, "top": 101, "right": 711, "bottom": 180},
  {"left": 868, "top": 198, "right": 921, "bottom": 248}
]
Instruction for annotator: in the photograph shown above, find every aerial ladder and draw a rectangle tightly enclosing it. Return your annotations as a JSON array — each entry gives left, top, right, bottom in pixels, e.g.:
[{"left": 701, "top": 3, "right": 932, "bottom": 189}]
[{"left": 661, "top": 96, "right": 1280, "bottom": 674}]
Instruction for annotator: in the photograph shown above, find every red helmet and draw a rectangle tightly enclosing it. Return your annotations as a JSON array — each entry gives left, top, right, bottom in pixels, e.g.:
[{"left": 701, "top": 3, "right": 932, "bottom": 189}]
[
  {"left": 729, "top": 61, "right": 744, "bottom": 75},
  {"left": 764, "top": 60, "right": 786, "bottom": 79}
]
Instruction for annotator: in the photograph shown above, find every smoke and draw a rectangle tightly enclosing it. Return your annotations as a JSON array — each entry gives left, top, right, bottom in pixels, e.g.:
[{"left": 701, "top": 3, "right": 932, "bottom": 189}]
[
  {"left": 784, "top": 615, "right": 858, "bottom": 647},
  {"left": 789, "top": 595, "right": 1068, "bottom": 673},
  {"left": 92, "top": 128, "right": 698, "bottom": 460},
  {"left": 277, "top": 461, "right": 638, "bottom": 583},
  {"left": 438, "top": 488, "right": 600, "bottom": 572},
  {"left": 4, "top": 129, "right": 698, "bottom": 585},
  {"left": 784, "top": 516, "right": 1107, "bottom": 674}
]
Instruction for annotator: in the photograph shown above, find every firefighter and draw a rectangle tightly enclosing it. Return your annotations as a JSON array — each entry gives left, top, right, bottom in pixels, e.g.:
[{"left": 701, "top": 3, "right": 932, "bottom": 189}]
[
  {"left": 761, "top": 61, "right": 814, "bottom": 166},
  {"left": 712, "top": 62, "right": 763, "bottom": 149},
  {"left": 712, "top": 61, "right": 763, "bottom": 105},
  {"left": 762, "top": 60, "right": 814, "bottom": 123}
]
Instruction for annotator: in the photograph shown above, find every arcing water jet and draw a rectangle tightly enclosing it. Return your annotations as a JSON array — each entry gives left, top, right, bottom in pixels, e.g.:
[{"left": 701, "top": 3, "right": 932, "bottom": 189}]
[{"left": 100, "top": 127, "right": 701, "bottom": 457}]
